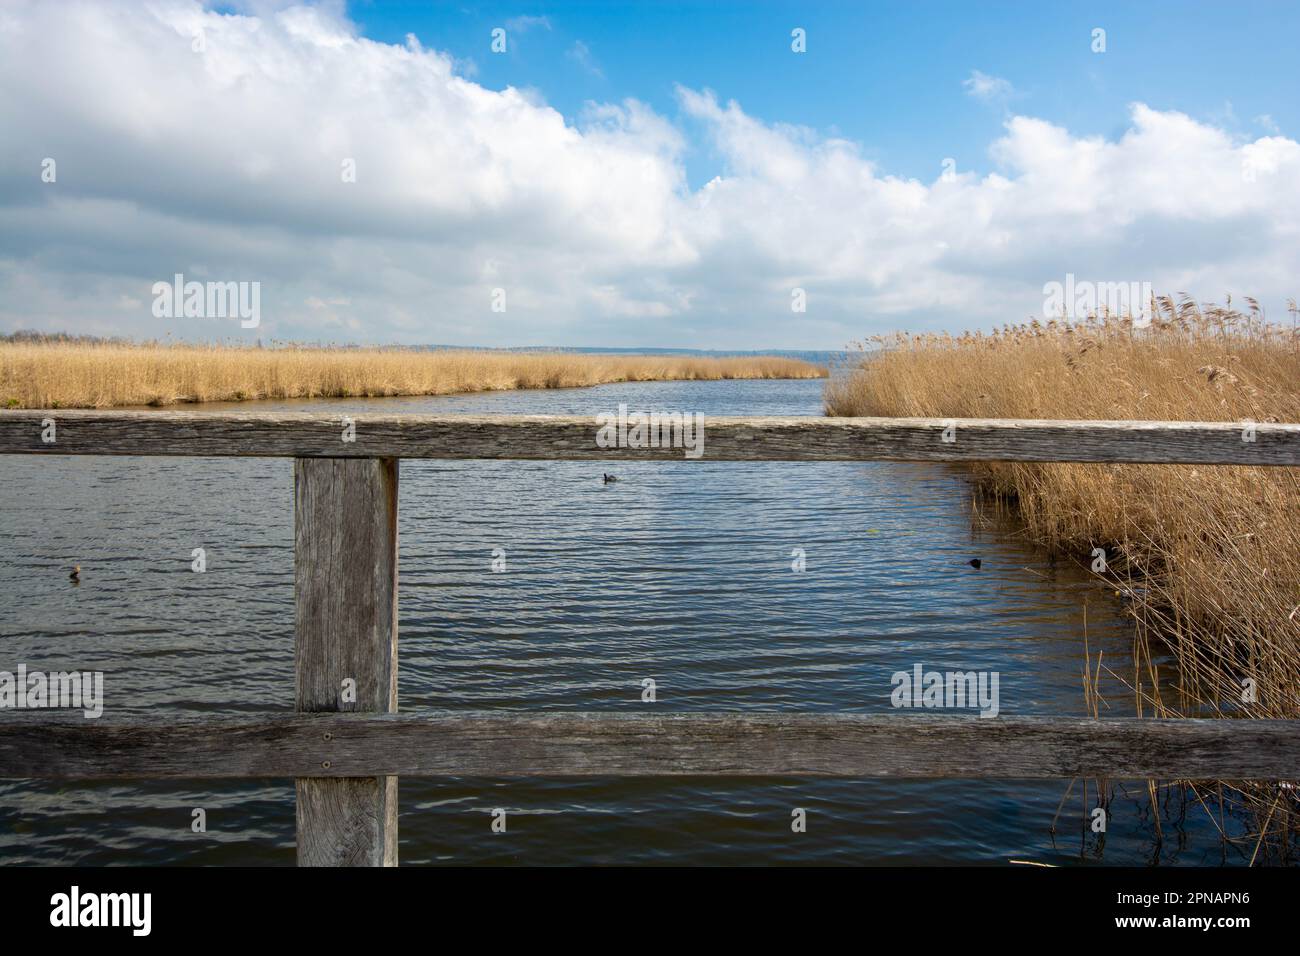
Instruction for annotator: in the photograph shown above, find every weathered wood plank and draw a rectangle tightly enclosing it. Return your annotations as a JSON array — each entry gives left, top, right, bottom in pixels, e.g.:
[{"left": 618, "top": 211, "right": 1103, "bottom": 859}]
[
  {"left": 2, "top": 714, "right": 1297, "bottom": 779},
  {"left": 1, "top": 410, "right": 1295, "bottom": 464},
  {"left": 294, "top": 458, "right": 399, "bottom": 867}
]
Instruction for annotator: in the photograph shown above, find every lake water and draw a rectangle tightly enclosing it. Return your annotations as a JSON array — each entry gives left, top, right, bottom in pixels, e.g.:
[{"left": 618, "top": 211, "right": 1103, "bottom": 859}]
[{"left": 0, "top": 379, "right": 1247, "bottom": 864}]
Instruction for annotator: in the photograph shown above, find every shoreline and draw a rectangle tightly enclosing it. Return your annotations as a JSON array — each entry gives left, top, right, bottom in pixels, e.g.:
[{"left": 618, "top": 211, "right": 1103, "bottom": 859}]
[
  {"left": 0, "top": 343, "right": 827, "bottom": 410},
  {"left": 824, "top": 303, "right": 1300, "bottom": 853}
]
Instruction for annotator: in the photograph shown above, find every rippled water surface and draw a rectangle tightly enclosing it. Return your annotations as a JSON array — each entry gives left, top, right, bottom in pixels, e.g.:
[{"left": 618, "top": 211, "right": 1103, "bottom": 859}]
[{"left": 0, "top": 380, "right": 1242, "bottom": 864}]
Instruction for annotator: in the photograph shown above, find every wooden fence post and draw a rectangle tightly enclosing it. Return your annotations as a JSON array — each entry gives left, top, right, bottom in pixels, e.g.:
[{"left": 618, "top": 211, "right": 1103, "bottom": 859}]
[{"left": 294, "top": 457, "right": 399, "bottom": 866}]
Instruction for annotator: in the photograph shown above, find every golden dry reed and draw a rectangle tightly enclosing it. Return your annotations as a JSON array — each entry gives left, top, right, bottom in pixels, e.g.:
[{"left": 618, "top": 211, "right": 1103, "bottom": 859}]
[
  {"left": 827, "top": 296, "right": 1300, "bottom": 859},
  {"left": 0, "top": 343, "right": 825, "bottom": 409}
]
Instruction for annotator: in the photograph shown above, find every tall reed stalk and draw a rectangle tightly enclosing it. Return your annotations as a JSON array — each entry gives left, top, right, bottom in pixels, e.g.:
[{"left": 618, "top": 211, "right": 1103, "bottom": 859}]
[
  {"left": 827, "top": 296, "right": 1300, "bottom": 860},
  {"left": 0, "top": 342, "right": 825, "bottom": 409}
]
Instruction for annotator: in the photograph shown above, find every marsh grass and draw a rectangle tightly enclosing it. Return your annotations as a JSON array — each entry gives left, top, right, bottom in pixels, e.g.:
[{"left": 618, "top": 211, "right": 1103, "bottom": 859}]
[
  {"left": 0, "top": 342, "right": 825, "bottom": 409},
  {"left": 827, "top": 296, "right": 1300, "bottom": 860}
]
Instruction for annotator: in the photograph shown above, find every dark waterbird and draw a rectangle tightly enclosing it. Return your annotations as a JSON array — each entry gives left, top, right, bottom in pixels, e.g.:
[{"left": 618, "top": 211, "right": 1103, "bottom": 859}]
[
  {"left": 968, "top": 559, "right": 982, "bottom": 569},
  {"left": 602, "top": 474, "right": 619, "bottom": 483},
  {"left": 69, "top": 564, "right": 81, "bottom": 583}
]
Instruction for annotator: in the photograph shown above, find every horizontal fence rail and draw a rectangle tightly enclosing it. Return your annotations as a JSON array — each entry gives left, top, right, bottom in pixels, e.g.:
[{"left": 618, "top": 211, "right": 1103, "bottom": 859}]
[
  {"left": 3, "top": 714, "right": 1299, "bottom": 780},
  {"left": 1, "top": 410, "right": 1297, "bottom": 464}
]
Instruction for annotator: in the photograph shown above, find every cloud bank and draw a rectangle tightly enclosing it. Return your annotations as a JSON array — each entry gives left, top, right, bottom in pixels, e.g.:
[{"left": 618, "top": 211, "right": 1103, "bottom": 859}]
[{"left": 0, "top": 0, "right": 1297, "bottom": 347}]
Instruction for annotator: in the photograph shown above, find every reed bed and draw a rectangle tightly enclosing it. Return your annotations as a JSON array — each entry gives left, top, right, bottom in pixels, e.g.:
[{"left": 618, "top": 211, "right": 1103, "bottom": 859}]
[
  {"left": 0, "top": 342, "right": 825, "bottom": 409},
  {"left": 827, "top": 297, "right": 1300, "bottom": 860}
]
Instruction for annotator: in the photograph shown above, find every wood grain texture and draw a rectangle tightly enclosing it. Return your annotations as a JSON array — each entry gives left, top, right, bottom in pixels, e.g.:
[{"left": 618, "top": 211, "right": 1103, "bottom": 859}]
[
  {"left": 294, "top": 458, "right": 398, "bottom": 867},
  {"left": 2, "top": 714, "right": 1297, "bottom": 780},
  {"left": 2, "top": 410, "right": 1296, "bottom": 464}
]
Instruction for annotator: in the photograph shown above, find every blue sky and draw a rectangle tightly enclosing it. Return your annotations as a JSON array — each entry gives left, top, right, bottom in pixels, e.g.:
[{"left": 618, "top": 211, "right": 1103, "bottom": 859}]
[
  {"left": 350, "top": 0, "right": 1298, "bottom": 187},
  {"left": 2, "top": 1, "right": 1298, "bottom": 348}
]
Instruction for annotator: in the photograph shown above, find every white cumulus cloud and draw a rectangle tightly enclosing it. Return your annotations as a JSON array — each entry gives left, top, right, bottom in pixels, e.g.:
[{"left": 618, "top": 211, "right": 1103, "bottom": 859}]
[
  {"left": 963, "top": 70, "right": 1016, "bottom": 103},
  {"left": 0, "top": 0, "right": 1296, "bottom": 348}
]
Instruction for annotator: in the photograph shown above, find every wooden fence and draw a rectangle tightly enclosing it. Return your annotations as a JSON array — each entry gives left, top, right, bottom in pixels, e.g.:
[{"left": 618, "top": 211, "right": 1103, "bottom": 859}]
[{"left": 0, "top": 409, "right": 1298, "bottom": 865}]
